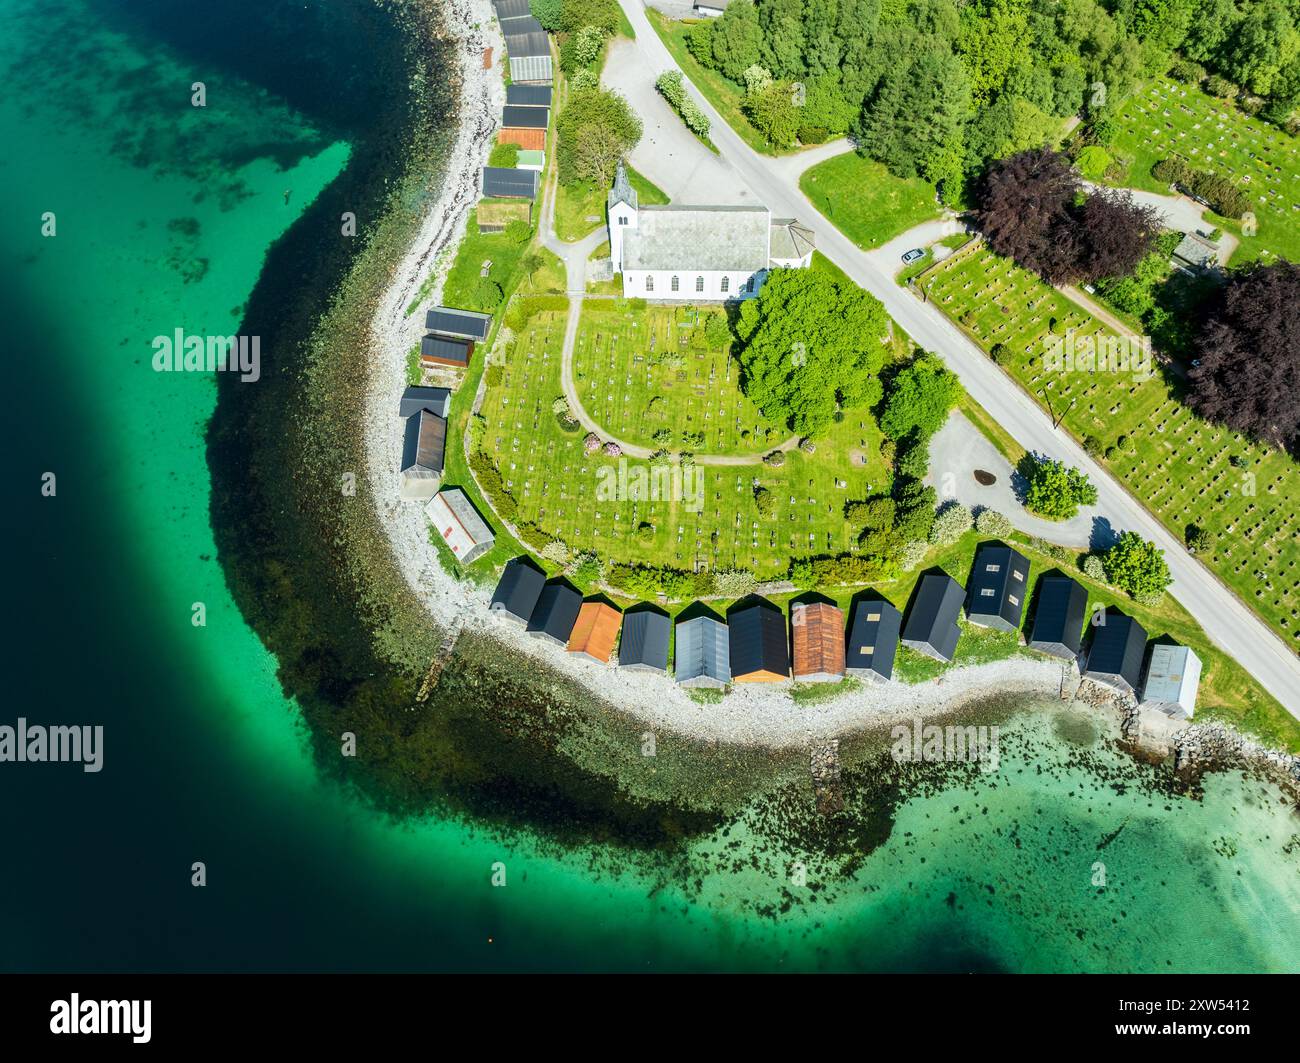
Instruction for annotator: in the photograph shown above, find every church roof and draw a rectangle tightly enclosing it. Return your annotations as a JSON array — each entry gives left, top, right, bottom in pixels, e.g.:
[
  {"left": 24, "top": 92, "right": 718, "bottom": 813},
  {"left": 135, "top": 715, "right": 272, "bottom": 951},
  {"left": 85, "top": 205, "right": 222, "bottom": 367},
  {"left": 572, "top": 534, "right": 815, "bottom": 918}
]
[
  {"left": 770, "top": 218, "right": 816, "bottom": 261},
  {"left": 622, "top": 205, "right": 770, "bottom": 272}
]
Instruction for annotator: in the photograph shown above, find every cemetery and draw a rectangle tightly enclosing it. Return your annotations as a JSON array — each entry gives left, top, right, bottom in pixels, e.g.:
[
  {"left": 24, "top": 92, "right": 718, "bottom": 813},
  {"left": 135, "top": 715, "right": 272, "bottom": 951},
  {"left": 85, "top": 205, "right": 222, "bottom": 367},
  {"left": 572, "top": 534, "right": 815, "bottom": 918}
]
[{"left": 924, "top": 242, "right": 1300, "bottom": 653}]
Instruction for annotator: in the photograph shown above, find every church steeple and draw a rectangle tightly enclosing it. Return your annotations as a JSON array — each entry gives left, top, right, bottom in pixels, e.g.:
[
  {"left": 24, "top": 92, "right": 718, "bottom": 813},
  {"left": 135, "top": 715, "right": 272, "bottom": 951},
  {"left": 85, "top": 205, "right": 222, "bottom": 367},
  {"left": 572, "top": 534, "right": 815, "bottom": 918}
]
[
  {"left": 608, "top": 159, "right": 637, "bottom": 212},
  {"left": 607, "top": 159, "right": 638, "bottom": 274}
]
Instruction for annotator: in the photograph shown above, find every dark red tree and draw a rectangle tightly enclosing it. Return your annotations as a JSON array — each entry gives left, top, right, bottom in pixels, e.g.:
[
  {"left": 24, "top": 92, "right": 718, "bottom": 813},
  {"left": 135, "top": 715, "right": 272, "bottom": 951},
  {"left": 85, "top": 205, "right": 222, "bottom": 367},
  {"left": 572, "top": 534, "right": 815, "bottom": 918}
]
[
  {"left": 975, "top": 149, "right": 1080, "bottom": 284},
  {"left": 976, "top": 150, "right": 1163, "bottom": 286},
  {"left": 1078, "top": 189, "right": 1162, "bottom": 280},
  {"left": 1187, "top": 261, "right": 1300, "bottom": 453}
]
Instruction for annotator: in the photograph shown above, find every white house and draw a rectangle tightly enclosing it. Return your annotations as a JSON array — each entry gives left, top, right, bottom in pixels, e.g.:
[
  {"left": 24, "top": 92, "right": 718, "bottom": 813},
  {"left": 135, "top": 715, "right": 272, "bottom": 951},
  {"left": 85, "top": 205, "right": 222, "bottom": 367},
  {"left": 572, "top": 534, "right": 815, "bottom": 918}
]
[
  {"left": 426, "top": 488, "right": 495, "bottom": 564},
  {"left": 1139, "top": 644, "right": 1202, "bottom": 720},
  {"left": 607, "top": 162, "right": 814, "bottom": 302}
]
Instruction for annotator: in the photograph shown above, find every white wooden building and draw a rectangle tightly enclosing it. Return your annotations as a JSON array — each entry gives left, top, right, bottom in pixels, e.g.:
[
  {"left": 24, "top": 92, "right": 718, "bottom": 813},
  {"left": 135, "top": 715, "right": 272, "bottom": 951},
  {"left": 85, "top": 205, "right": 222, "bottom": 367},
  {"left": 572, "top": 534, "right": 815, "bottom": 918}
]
[{"left": 607, "top": 162, "right": 813, "bottom": 302}]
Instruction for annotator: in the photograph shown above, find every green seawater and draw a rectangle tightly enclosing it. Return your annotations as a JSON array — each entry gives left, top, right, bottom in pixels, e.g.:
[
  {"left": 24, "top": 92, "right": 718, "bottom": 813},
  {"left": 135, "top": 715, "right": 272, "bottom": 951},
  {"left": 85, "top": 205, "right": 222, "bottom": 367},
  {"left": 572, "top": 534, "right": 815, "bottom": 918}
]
[{"left": 2, "top": 0, "right": 1298, "bottom": 973}]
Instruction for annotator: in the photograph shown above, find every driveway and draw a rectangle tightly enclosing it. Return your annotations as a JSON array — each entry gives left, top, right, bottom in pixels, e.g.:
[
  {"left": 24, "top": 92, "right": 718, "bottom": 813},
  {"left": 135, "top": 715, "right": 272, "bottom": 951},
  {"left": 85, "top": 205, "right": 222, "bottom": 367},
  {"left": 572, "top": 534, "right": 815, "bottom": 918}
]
[
  {"left": 615, "top": 0, "right": 1300, "bottom": 718},
  {"left": 600, "top": 36, "right": 756, "bottom": 205},
  {"left": 926, "top": 412, "right": 1112, "bottom": 549}
]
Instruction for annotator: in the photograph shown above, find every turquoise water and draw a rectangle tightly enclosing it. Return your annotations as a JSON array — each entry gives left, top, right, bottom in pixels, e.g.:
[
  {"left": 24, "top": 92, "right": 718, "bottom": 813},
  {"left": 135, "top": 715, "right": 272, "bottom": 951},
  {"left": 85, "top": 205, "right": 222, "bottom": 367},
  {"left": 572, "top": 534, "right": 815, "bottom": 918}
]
[{"left": 2, "top": 0, "right": 1298, "bottom": 973}]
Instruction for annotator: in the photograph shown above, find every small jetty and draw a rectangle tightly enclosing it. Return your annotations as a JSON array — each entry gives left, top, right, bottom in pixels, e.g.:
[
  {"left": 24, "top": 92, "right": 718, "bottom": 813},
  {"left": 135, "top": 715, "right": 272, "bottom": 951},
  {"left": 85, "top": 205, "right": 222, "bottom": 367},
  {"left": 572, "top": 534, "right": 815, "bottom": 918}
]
[
  {"left": 417, "top": 612, "right": 467, "bottom": 702},
  {"left": 809, "top": 739, "right": 844, "bottom": 816}
]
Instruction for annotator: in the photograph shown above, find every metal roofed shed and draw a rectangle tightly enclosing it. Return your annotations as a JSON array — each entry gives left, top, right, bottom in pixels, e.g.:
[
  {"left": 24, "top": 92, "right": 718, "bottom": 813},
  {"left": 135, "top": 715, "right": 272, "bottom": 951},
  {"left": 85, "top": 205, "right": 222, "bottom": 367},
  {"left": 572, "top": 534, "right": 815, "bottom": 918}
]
[
  {"left": 502, "top": 105, "right": 548, "bottom": 130},
  {"left": 567, "top": 601, "right": 622, "bottom": 664},
  {"left": 398, "top": 409, "right": 446, "bottom": 500},
  {"left": 490, "top": 557, "right": 545, "bottom": 625},
  {"left": 425, "top": 488, "right": 494, "bottom": 565},
  {"left": 420, "top": 334, "right": 472, "bottom": 369},
  {"left": 965, "top": 543, "right": 1031, "bottom": 632},
  {"left": 398, "top": 385, "right": 451, "bottom": 419},
  {"left": 1140, "top": 644, "right": 1201, "bottom": 719},
  {"left": 508, "top": 55, "right": 553, "bottom": 84},
  {"left": 526, "top": 581, "right": 583, "bottom": 647},
  {"left": 1028, "top": 573, "right": 1088, "bottom": 659},
  {"left": 728, "top": 600, "right": 790, "bottom": 682},
  {"left": 425, "top": 306, "right": 492, "bottom": 341},
  {"left": 846, "top": 598, "right": 901, "bottom": 682},
  {"left": 619, "top": 609, "right": 670, "bottom": 672},
  {"left": 505, "top": 83, "right": 552, "bottom": 107},
  {"left": 622, "top": 206, "right": 771, "bottom": 272},
  {"left": 481, "top": 166, "right": 539, "bottom": 200},
  {"left": 1083, "top": 610, "right": 1148, "bottom": 694},
  {"left": 674, "top": 615, "right": 731, "bottom": 688},
  {"left": 791, "top": 601, "right": 845, "bottom": 682},
  {"left": 498, "top": 127, "right": 546, "bottom": 150},
  {"left": 901, "top": 573, "right": 964, "bottom": 662}
]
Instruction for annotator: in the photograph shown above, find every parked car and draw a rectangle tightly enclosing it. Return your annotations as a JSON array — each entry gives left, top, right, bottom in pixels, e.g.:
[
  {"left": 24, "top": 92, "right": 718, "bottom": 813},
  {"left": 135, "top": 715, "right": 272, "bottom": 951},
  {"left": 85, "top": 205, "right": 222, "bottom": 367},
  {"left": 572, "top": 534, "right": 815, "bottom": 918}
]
[{"left": 901, "top": 248, "right": 926, "bottom": 264}]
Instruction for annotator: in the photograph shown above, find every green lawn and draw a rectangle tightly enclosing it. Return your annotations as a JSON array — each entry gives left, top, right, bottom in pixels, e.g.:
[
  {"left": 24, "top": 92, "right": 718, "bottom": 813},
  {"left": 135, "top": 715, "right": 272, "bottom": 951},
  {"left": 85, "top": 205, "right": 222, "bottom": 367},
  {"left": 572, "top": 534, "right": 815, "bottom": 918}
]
[
  {"left": 800, "top": 152, "right": 943, "bottom": 251},
  {"left": 1105, "top": 76, "right": 1300, "bottom": 265},
  {"left": 923, "top": 242, "right": 1300, "bottom": 658},
  {"left": 555, "top": 163, "right": 668, "bottom": 242}
]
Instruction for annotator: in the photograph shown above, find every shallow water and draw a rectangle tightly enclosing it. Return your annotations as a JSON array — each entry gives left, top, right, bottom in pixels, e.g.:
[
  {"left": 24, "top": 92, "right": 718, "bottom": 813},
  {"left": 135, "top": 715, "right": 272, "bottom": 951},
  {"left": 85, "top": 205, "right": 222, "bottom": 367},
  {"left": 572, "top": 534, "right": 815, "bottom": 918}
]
[{"left": 2, "top": 0, "right": 1298, "bottom": 974}]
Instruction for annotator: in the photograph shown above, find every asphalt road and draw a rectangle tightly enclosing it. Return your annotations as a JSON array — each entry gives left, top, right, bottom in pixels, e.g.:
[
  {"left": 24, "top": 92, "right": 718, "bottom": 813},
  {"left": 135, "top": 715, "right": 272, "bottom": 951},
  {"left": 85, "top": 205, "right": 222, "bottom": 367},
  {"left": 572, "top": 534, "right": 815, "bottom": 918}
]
[{"left": 613, "top": 0, "right": 1300, "bottom": 718}]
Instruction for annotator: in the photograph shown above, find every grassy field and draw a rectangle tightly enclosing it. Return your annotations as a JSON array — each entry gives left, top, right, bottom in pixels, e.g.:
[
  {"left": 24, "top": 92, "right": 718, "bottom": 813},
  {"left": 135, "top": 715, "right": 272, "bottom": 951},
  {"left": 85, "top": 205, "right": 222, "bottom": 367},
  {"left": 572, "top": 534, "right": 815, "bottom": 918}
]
[
  {"left": 923, "top": 241, "right": 1300, "bottom": 657},
  {"left": 555, "top": 163, "right": 668, "bottom": 242},
  {"left": 800, "top": 152, "right": 943, "bottom": 251},
  {"left": 1105, "top": 76, "right": 1300, "bottom": 264},
  {"left": 479, "top": 301, "right": 895, "bottom": 578},
  {"left": 646, "top": 11, "right": 797, "bottom": 157},
  {"left": 896, "top": 232, "right": 972, "bottom": 286}
]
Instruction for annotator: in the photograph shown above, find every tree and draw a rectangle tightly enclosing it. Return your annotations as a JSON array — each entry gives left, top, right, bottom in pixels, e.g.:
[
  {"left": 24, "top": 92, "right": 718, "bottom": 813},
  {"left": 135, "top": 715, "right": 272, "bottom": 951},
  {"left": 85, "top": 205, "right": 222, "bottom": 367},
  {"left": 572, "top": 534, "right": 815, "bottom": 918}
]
[
  {"left": 879, "top": 353, "right": 963, "bottom": 440},
  {"left": 710, "top": 0, "right": 764, "bottom": 81},
  {"left": 1186, "top": 261, "right": 1300, "bottom": 453},
  {"left": 975, "top": 508, "right": 1014, "bottom": 536},
  {"left": 857, "top": 49, "right": 972, "bottom": 181},
  {"left": 929, "top": 501, "right": 973, "bottom": 545},
  {"left": 1077, "top": 189, "right": 1161, "bottom": 281},
  {"left": 1103, "top": 531, "right": 1173, "bottom": 600},
  {"left": 744, "top": 80, "right": 802, "bottom": 147},
  {"left": 529, "top": 0, "right": 565, "bottom": 30},
  {"left": 1184, "top": 524, "right": 1212, "bottom": 554},
  {"left": 975, "top": 148, "right": 1081, "bottom": 284},
  {"left": 1022, "top": 456, "right": 1098, "bottom": 520},
  {"left": 556, "top": 87, "right": 642, "bottom": 187},
  {"left": 734, "top": 268, "right": 889, "bottom": 434}
]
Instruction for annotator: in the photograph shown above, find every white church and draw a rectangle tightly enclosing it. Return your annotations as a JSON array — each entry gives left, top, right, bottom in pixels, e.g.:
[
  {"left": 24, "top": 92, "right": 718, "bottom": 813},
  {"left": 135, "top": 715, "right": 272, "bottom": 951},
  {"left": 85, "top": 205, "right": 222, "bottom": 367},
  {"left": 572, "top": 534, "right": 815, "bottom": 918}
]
[{"left": 606, "top": 161, "right": 815, "bottom": 302}]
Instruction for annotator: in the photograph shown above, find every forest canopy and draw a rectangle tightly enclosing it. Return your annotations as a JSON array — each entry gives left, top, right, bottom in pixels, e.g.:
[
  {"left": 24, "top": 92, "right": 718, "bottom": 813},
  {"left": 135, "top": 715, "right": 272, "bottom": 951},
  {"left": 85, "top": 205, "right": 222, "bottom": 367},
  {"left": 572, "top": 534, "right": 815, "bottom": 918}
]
[{"left": 685, "top": 0, "right": 1300, "bottom": 200}]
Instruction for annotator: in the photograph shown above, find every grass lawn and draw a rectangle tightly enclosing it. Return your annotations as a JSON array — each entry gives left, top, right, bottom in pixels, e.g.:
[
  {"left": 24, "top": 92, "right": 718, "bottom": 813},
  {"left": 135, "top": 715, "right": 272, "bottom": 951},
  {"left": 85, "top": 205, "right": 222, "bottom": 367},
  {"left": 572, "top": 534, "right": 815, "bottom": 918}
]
[
  {"left": 555, "top": 163, "right": 668, "bottom": 242},
  {"left": 923, "top": 241, "right": 1300, "bottom": 659},
  {"left": 800, "top": 152, "right": 943, "bottom": 251},
  {"left": 1104, "top": 76, "right": 1300, "bottom": 265},
  {"left": 646, "top": 11, "right": 798, "bottom": 157},
  {"left": 479, "top": 300, "right": 893, "bottom": 579}
]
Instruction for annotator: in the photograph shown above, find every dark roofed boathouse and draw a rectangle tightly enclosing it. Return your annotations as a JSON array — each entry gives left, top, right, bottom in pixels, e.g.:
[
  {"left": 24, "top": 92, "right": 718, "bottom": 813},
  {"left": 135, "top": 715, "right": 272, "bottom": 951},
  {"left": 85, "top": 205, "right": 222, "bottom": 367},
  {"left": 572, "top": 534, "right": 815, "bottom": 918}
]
[
  {"left": 1028, "top": 573, "right": 1088, "bottom": 659},
  {"left": 619, "top": 608, "right": 670, "bottom": 673},
  {"left": 481, "top": 165, "right": 539, "bottom": 201},
  {"left": 398, "top": 409, "right": 446, "bottom": 500},
  {"left": 398, "top": 385, "right": 451, "bottom": 419},
  {"left": 424, "top": 306, "right": 492, "bottom": 342},
  {"left": 901, "top": 573, "right": 964, "bottom": 663},
  {"left": 526, "top": 580, "right": 583, "bottom": 648},
  {"left": 846, "top": 598, "right": 901, "bottom": 682},
  {"left": 490, "top": 557, "right": 545, "bottom": 626},
  {"left": 965, "top": 543, "right": 1030, "bottom": 632},
  {"left": 420, "top": 334, "right": 473, "bottom": 369},
  {"left": 502, "top": 105, "right": 548, "bottom": 130},
  {"left": 728, "top": 599, "right": 790, "bottom": 682},
  {"left": 1082, "top": 609, "right": 1148, "bottom": 694},
  {"left": 505, "top": 83, "right": 552, "bottom": 108}
]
